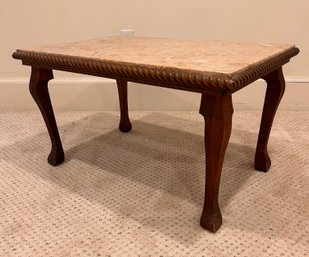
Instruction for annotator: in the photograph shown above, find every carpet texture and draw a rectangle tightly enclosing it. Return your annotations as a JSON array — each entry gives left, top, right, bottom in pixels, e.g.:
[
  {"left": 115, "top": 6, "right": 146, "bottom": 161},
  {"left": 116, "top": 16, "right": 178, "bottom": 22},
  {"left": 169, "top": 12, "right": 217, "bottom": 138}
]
[{"left": 0, "top": 110, "right": 308, "bottom": 257}]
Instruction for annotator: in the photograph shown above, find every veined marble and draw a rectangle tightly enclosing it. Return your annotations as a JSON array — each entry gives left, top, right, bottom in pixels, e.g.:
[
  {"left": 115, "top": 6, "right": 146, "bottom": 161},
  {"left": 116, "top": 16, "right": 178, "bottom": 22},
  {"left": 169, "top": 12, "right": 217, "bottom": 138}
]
[{"left": 17, "top": 36, "right": 295, "bottom": 75}]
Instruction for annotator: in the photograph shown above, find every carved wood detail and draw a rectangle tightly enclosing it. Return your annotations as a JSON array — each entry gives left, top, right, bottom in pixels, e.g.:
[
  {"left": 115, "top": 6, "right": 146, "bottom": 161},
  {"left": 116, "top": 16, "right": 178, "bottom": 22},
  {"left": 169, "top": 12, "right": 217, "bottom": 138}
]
[{"left": 12, "top": 47, "right": 299, "bottom": 95}]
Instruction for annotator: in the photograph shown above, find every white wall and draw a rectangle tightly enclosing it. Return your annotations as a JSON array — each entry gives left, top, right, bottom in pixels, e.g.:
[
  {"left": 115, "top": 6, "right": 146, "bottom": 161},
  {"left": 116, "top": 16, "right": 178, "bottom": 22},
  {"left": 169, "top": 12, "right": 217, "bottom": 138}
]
[{"left": 1, "top": 0, "right": 308, "bottom": 110}]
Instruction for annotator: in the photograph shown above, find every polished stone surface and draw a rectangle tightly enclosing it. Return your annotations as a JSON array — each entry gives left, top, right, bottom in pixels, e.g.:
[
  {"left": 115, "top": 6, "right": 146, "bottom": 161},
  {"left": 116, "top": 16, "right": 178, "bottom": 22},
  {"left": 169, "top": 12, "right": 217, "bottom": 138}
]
[{"left": 17, "top": 36, "right": 295, "bottom": 75}]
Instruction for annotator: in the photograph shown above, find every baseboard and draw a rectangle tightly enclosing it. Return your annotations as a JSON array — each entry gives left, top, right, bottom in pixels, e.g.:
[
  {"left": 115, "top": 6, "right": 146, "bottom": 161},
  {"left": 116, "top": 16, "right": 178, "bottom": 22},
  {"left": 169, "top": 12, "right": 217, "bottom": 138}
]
[{"left": 0, "top": 77, "right": 308, "bottom": 110}]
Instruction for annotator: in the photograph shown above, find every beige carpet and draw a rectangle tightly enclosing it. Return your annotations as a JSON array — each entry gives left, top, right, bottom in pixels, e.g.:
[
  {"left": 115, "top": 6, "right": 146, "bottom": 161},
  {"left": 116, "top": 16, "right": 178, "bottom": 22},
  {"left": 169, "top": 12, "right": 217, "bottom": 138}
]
[{"left": 0, "top": 110, "right": 308, "bottom": 257}]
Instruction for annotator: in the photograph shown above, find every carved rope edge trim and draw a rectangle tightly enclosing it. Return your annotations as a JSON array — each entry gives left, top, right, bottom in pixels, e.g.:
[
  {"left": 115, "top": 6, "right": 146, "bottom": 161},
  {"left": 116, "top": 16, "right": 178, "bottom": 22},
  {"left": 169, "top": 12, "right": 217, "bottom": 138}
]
[{"left": 12, "top": 47, "right": 299, "bottom": 93}]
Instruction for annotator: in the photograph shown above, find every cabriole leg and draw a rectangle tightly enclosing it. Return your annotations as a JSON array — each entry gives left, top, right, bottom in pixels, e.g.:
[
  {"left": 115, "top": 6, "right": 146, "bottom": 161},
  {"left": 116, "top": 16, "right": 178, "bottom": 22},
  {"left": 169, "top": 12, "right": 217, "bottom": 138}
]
[
  {"left": 255, "top": 67, "right": 285, "bottom": 172},
  {"left": 29, "top": 67, "right": 64, "bottom": 166},
  {"left": 116, "top": 79, "right": 132, "bottom": 132},
  {"left": 199, "top": 93, "right": 233, "bottom": 232}
]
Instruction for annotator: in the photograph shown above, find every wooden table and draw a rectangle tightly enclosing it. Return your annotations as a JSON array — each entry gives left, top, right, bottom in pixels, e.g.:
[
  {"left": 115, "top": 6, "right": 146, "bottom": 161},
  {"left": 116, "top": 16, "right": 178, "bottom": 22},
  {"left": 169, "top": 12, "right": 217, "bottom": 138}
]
[{"left": 13, "top": 36, "right": 299, "bottom": 232}]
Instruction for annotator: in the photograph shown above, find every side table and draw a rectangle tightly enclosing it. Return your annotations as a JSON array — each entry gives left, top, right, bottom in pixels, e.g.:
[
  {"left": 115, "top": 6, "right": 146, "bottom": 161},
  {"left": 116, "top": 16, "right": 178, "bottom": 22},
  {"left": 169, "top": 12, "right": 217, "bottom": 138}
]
[{"left": 13, "top": 36, "right": 299, "bottom": 232}]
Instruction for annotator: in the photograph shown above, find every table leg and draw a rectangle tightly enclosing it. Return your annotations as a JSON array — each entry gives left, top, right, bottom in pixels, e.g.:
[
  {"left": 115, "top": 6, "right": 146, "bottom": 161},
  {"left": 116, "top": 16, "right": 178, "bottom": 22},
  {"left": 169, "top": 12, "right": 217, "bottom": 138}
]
[
  {"left": 29, "top": 67, "right": 64, "bottom": 166},
  {"left": 199, "top": 93, "right": 233, "bottom": 232},
  {"left": 116, "top": 79, "right": 132, "bottom": 132},
  {"left": 255, "top": 67, "right": 285, "bottom": 172}
]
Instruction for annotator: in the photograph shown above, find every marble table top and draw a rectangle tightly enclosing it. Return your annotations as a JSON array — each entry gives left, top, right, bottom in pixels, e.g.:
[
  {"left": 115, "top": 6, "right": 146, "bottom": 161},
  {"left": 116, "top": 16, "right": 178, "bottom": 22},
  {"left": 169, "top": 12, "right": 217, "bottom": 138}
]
[{"left": 13, "top": 36, "right": 299, "bottom": 93}]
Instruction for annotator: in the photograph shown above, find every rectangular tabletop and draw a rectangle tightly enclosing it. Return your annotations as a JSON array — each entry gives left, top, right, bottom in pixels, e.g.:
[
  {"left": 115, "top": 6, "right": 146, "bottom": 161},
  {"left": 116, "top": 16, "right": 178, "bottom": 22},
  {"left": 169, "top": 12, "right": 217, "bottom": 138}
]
[{"left": 12, "top": 36, "right": 299, "bottom": 94}]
